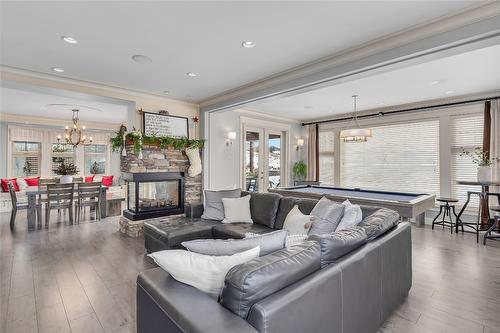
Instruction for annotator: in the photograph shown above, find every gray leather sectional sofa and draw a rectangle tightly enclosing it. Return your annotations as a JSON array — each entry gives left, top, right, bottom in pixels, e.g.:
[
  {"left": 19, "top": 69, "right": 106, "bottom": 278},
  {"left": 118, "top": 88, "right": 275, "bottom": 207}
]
[{"left": 137, "top": 192, "right": 412, "bottom": 333}]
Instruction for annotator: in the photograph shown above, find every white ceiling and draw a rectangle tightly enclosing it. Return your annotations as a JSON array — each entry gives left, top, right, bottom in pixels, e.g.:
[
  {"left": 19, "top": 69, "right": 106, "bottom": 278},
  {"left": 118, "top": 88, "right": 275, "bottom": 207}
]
[
  {"left": 0, "top": 1, "right": 481, "bottom": 102},
  {"left": 0, "top": 86, "right": 129, "bottom": 123},
  {"left": 246, "top": 44, "right": 500, "bottom": 121}
]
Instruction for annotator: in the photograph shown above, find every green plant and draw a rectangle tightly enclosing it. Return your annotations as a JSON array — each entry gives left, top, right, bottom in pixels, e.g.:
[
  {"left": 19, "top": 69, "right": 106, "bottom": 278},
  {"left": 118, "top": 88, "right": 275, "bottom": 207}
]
[
  {"left": 53, "top": 160, "right": 79, "bottom": 176},
  {"left": 460, "top": 147, "right": 499, "bottom": 167},
  {"left": 23, "top": 160, "right": 32, "bottom": 176},
  {"left": 109, "top": 125, "right": 205, "bottom": 154},
  {"left": 292, "top": 160, "right": 307, "bottom": 180}
]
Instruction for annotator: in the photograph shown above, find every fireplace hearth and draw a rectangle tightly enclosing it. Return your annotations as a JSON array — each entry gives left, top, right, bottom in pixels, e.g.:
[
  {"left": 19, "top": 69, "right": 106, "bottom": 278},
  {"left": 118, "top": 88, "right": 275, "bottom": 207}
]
[{"left": 123, "top": 172, "right": 185, "bottom": 221}]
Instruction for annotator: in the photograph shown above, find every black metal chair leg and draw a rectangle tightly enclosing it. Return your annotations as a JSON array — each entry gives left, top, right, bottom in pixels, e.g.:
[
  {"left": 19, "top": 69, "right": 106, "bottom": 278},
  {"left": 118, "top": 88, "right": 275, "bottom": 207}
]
[
  {"left": 432, "top": 205, "right": 443, "bottom": 230},
  {"left": 10, "top": 208, "right": 17, "bottom": 228}
]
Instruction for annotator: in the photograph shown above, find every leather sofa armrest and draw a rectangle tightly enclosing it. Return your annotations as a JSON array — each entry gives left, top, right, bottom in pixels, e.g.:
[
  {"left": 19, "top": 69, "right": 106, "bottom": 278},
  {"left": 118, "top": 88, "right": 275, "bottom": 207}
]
[
  {"left": 137, "top": 268, "right": 258, "bottom": 333},
  {"left": 185, "top": 203, "right": 204, "bottom": 218}
]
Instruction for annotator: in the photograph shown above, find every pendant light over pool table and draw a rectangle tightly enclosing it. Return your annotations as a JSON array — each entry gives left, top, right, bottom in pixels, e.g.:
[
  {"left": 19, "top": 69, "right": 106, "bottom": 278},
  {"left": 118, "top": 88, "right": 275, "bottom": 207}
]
[{"left": 340, "top": 95, "right": 372, "bottom": 142}]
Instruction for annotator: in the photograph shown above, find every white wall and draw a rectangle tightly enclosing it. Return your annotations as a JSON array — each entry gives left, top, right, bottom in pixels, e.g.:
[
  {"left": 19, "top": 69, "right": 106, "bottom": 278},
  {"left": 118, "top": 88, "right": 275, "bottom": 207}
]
[{"left": 205, "top": 109, "right": 305, "bottom": 190}]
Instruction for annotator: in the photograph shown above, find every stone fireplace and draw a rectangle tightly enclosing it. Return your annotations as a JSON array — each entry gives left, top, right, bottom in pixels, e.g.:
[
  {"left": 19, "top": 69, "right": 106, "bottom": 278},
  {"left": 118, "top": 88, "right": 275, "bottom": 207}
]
[{"left": 119, "top": 143, "right": 202, "bottom": 237}]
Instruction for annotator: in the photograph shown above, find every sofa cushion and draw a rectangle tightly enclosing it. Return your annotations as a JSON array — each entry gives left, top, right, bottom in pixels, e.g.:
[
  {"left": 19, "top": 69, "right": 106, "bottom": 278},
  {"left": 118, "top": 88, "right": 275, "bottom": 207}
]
[
  {"left": 360, "top": 208, "right": 400, "bottom": 240},
  {"left": 336, "top": 200, "right": 363, "bottom": 231},
  {"left": 246, "top": 192, "right": 281, "bottom": 228},
  {"left": 221, "top": 241, "right": 321, "bottom": 319},
  {"left": 283, "top": 205, "right": 313, "bottom": 235},
  {"left": 201, "top": 188, "right": 242, "bottom": 220},
  {"left": 144, "top": 217, "right": 220, "bottom": 249},
  {"left": 274, "top": 197, "right": 319, "bottom": 229},
  {"left": 308, "top": 197, "right": 345, "bottom": 236},
  {"left": 308, "top": 227, "right": 367, "bottom": 267},
  {"left": 212, "top": 223, "right": 272, "bottom": 239},
  {"left": 182, "top": 230, "right": 287, "bottom": 256}
]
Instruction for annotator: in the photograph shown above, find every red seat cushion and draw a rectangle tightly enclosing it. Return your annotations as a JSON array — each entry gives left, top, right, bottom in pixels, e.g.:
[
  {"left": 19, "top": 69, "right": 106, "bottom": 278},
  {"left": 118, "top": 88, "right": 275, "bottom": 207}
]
[
  {"left": 101, "top": 175, "right": 113, "bottom": 187},
  {"left": 1, "top": 178, "right": 19, "bottom": 192},
  {"left": 85, "top": 175, "right": 95, "bottom": 183},
  {"left": 25, "top": 177, "right": 40, "bottom": 186}
]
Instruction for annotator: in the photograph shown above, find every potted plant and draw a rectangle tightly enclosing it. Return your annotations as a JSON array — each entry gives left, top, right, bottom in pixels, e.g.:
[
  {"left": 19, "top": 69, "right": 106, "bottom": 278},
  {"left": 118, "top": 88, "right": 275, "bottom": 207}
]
[
  {"left": 292, "top": 160, "right": 307, "bottom": 182},
  {"left": 460, "top": 147, "right": 499, "bottom": 182},
  {"left": 53, "top": 159, "right": 79, "bottom": 184}
]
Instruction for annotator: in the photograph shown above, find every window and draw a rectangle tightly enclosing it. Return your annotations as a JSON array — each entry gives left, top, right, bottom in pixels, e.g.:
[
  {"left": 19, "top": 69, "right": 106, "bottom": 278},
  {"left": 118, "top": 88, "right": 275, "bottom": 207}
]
[
  {"left": 318, "top": 130, "right": 334, "bottom": 184},
  {"left": 451, "top": 113, "right": 484, "bottom": 207},
  {"left": 84, "top": 144, "right": 107, "bottom": 175},
  {"left": 12, "top": 141, "right": 41, "bottom": 177},
  {"left": 340, "top": 120, "right": 440, "bottom": 195},
  {"left": 52, "top": 143, "right": 75, "bottom": 175}
]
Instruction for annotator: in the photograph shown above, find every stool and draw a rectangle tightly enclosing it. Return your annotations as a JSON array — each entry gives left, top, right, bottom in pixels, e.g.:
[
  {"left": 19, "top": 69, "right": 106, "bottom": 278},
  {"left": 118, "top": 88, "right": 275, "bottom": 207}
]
[
  {"left": 432, "top": 197, "right": 459, "bottom": 234},
  {"left": 483, "top": 206, "right": 500, "bottom": 245}
]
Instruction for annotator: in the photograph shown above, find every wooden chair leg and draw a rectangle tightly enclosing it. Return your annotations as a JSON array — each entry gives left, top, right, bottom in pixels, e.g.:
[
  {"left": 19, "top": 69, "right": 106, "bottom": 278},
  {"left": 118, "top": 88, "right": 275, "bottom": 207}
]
[
  {"left": 45, "top": 207, "right": 50, "bottom": 227},
  {"left": 10, "top": 208, "right": 17, "bottom": 228},
  {"left": 69, "top": 206, "right": 73, "bottom": 224},
  {"left": 37, "top": 205, "right": 42, "bottom": 227}
]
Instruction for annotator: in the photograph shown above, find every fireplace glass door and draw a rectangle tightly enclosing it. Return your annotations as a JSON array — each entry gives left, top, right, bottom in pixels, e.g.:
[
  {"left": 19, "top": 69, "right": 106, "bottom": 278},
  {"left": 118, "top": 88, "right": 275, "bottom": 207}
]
[{"left": 137, "top": 180, "right": 180, "bottom": 212}]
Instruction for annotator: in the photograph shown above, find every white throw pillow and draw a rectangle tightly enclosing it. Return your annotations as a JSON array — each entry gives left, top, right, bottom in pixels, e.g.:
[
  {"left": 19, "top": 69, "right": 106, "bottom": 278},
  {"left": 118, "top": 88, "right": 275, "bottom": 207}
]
[
  {"left": 185, "top": 147, "right": 202, "bottom": 177},
  {"left": 221, "top": 195, "right": 253, "bottom": 223},
  {"left": 148, "top": 246, "right": 260, "bottom": 299},
  {"left": 16, "top": 178, "right": 29, "bottom": 191},
  {"left": 283, "top": 205, "right": 313, "bottom": 235},
  {"left": 336, "top": 200, "right": 363, "bottom": 231}
]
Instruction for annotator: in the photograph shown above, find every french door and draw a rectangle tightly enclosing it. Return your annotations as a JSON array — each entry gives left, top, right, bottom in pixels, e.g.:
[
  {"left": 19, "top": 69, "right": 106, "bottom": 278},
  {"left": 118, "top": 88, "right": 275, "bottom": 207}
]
[{"left": 243, "top": 126, "right": 286, "bottom": 192}]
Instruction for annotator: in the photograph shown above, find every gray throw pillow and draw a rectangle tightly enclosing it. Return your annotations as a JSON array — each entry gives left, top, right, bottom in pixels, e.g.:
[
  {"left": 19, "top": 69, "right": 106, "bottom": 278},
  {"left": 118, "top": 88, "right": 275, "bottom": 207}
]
[
  {"left": 182, "top": 230, "right": 288, "bottom": 256},
  {"left": 309, "top": 227, "right": 367, "bottom": 267},
  {"left": 360, "top": 208, "right": 400, "bottom": 240},
  {"left": 308, "top": 197, "right": 345, "bottom": 236},
  {"left": 201, "top": 188, "right": 241, "bottom": 220}
]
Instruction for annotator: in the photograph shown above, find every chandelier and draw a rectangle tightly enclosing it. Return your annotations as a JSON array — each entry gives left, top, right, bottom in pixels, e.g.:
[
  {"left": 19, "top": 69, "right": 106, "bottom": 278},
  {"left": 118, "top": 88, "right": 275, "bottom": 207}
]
[
  {"left": 59, "top": 109, "right": 92, "bottom": 147},
  {"left": 340, "top": 95, "right": 372, "bottom": 143}
]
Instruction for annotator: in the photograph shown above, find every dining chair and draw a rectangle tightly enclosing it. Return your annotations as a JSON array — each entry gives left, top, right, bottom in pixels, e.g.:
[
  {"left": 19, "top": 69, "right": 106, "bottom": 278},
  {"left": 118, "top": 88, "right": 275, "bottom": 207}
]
[
  {"left": 45, "top": 183, "right": 75, "bottom": 226},
  {"left": 73, "top": 177, "right": 83, "bottom": 183},
  {"left": 75, "top": 182, "right": 102, "bottom": 223},
  {"left": 38, "top": 178, "right": 59, "bottom": 214},
  {"left": 8, "top": 182, "right": 42, "bottom": 228}
]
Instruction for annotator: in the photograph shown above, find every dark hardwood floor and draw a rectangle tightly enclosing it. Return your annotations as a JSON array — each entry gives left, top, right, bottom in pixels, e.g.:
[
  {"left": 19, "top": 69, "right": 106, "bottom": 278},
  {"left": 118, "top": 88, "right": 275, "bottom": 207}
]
[{"left": 1, "top": 211, "right": 499, "bottom": 333}]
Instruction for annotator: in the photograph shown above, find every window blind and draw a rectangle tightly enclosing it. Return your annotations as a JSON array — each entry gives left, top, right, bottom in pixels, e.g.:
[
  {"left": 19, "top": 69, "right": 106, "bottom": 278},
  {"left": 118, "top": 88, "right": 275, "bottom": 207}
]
[
  {"left": 318, "top": 130, "right": 334, "bottom": 184},
  {"left": 340, "top": 120, "right": 440, "bottom": 196},
  {"left": 451, "top": 113, "right": 484, "bottom": 207}
]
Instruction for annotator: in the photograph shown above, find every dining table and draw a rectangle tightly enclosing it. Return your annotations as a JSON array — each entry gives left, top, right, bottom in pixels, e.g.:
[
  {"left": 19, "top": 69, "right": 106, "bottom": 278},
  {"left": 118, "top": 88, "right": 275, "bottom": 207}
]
[
  {"left": 455, "top": 180, "right": 500, "bottom": 239},
  {"left": 25, "top": 184, "right": 108, "bottom": 230}
]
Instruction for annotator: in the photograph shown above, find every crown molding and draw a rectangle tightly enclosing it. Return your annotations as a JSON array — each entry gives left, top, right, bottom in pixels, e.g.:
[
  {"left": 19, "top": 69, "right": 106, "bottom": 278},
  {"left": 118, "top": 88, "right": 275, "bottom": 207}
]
[
  {"left": 234, "top": 108, "right": 301, "bottom": 125},
  {"left": 200, "top": 2, "right": 500, "bottom": 113},
  {"left": 0, "top": 66, "right": 199, "bottom": 108},
  {"left": 0, "top": 113, "right": 120, "bottom": 130}
]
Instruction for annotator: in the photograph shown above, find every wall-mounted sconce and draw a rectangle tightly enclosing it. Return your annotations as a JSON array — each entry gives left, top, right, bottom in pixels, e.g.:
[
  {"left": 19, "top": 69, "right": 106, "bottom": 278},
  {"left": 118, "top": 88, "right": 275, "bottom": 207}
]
[
  {"left": 226, "top": 131, "right": 237, "bottom": 146},
  {"left": 296, "top": 138, "right": 305, "bottom": 151}
]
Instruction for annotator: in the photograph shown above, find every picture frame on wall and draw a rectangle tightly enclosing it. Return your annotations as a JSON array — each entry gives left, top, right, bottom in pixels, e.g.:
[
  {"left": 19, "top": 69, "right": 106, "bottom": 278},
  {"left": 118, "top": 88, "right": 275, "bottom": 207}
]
[{"left": 142, "top": 112, "right": 189, "bottom": 138}]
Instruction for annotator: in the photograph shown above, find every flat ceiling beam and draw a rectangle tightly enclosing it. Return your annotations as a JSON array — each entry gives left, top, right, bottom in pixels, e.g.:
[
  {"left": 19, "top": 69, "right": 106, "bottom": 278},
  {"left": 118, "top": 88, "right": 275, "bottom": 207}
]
[{"left": 200, "top": 3, "right": 500, "bottom": 114}]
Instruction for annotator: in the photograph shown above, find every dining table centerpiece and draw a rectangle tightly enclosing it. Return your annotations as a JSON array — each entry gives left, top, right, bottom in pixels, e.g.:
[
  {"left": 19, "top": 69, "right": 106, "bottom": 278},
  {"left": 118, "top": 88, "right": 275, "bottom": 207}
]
[{"left": 53, "top": 160, "right": 79, "bottom": 183}]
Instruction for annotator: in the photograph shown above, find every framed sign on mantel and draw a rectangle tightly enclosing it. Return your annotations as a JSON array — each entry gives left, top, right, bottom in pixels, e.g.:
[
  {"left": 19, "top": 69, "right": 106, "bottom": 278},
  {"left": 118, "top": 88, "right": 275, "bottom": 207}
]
[{"left": 143, "top": 111, "right": 189, "bottom": 138}]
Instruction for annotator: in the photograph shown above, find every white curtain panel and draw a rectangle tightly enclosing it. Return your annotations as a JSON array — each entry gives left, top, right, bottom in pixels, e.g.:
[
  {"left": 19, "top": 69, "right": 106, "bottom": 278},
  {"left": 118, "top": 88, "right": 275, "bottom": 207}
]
[{"left": 490, "top": 99, "right": 500, "bottom": 206}]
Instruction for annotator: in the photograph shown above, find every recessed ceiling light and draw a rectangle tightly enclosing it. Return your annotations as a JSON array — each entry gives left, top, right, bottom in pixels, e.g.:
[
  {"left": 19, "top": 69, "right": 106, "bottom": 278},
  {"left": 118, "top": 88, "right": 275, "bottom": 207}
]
[
  {"left": 445, "top": 90, "right": 455, "bottom": 95},
  {"left": 52, "top": 67, "right": 64, "bottom": 73},
  {"left": 131, "top": 54, "right": 152, "bottom": 64},
  {"left": 61, "top": 36, "right": 78, "bottom": 44},
  {"left": 186, "top": 72, "right": 197, "bottom": 77},
  {"left": 378, "top": 102, "right": 386, "bottom": 106},
  {"left": 429, "top": 80, "right": 441, "bottom": 86},
  {"left": 241, "top": 41, "right": 256, "bottom": 48}
]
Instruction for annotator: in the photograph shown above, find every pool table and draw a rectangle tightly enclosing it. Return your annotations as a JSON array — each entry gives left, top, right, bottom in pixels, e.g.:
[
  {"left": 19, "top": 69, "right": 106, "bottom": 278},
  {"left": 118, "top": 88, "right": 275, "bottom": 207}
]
[{"left": 269, "top": 185, "right": 435, "bottom": 226}]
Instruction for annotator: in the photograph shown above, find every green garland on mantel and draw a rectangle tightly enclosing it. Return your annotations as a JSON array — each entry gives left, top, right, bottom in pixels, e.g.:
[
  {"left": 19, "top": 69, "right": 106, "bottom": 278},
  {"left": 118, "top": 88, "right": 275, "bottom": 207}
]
[{"left": 110, "top": 125, "right": 204, "bottom": 155}]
